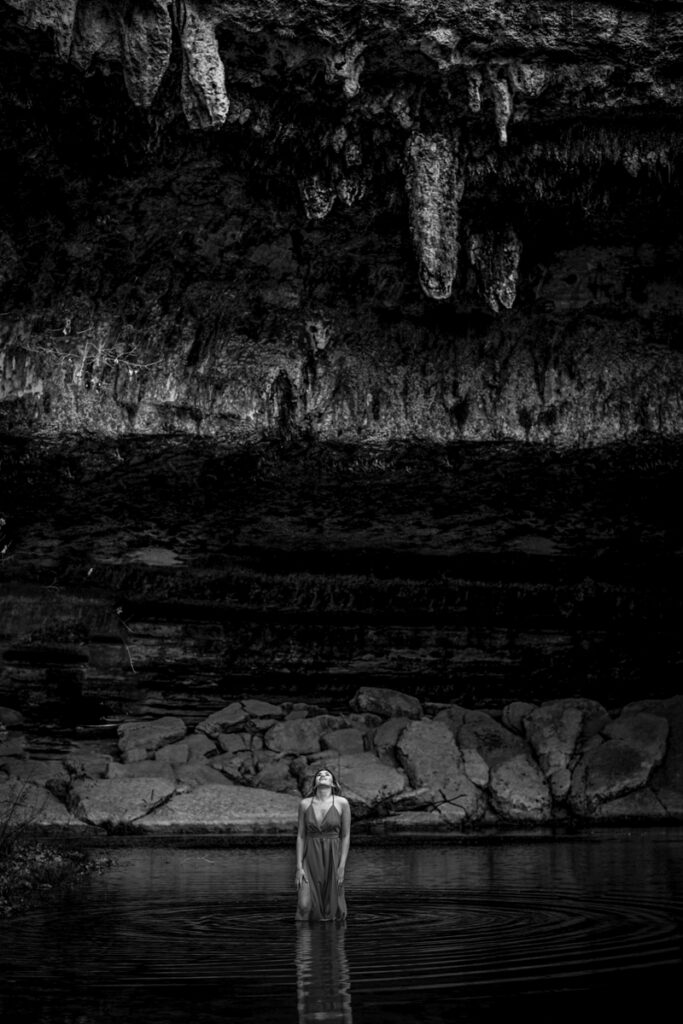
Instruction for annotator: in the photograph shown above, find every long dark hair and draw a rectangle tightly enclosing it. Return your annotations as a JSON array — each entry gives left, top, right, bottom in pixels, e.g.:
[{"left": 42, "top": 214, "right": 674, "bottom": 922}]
[{"left": 305, "top": 765, "right": 342, "bottom": 798}]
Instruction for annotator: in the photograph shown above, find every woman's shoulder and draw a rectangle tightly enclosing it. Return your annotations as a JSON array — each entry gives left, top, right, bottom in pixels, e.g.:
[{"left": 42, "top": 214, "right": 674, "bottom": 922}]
[
  {"left": 299, "top": 796, "right": 313, "bottom": 809},
  {"left": 336, "top": 795, "right": 350, "bottom": 808}
]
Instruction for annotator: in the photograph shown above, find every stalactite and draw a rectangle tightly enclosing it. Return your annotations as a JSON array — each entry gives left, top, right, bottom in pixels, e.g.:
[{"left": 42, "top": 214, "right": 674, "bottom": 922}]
[
  {"left": 468, "top": 227, "right": 522, "bottom": 313},
  {"left": 406, "top": 131, "right": 464, "bottom": 301}
]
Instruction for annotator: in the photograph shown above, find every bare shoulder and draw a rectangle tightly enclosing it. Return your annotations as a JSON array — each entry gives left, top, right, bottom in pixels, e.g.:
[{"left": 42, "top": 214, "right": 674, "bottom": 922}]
[
  {"left": 300, "top": 796, "right": 313, "bottom": 809},
  {"left": 337, "top": 796, "right": 351, "bottom": 809}
]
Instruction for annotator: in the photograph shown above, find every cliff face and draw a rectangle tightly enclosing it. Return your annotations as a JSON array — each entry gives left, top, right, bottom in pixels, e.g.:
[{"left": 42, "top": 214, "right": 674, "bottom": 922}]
[
  {"left": 2, "top": 3, "right": 683, "bottom": 719},
  {"left": 1, "top": 0, "right": 683, "bottom": 442}
]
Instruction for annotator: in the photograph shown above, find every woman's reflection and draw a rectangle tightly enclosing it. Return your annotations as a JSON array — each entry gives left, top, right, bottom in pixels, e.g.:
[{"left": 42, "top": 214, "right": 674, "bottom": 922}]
[{"left": 296, "top": 922, "right": 353, "bottom": 1024}]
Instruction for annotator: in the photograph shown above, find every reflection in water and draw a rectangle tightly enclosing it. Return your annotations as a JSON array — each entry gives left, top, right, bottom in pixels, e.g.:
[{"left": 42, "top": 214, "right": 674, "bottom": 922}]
[
  {"left": 296, "top": 922, "right": 353, "bottom": 1024},
  {"left": 0, "top": 833, "right": 682, "bottom": 1024}
]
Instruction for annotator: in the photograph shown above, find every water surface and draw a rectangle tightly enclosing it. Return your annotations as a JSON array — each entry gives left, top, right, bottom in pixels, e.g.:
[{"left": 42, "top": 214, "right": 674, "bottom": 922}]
[{"left": 1, "top": 831, "right": 682, "bottom": 1023}]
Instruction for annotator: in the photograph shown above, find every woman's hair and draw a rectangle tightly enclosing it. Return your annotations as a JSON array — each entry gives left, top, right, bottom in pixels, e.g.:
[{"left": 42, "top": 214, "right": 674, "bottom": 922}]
[{"left": 305, "top": 765, "right": 342, "bottom": 797}]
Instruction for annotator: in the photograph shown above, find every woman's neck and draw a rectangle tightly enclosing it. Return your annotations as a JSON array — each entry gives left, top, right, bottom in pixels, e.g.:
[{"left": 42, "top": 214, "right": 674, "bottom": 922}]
[{"left": 315, "top": 785, "right": 332, "bottom": 800}]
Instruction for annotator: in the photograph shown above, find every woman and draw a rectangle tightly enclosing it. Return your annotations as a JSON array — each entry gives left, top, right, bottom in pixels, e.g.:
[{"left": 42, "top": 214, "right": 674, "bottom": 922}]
[{"left": 295, "top": 766, "right": 350, "bottom": 921}]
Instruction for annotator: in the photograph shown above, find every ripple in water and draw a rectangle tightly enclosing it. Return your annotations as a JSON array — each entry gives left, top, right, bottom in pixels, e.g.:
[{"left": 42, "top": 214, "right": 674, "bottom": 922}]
[{"left": 1, "top": 835, "right": 682, "bottom": 1023}]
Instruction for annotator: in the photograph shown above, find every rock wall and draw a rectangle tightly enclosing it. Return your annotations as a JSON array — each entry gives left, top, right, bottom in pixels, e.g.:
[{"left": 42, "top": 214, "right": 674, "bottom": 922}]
[
  {"left": 2, "top": 688, "right": 682, "bottom": 833},
  {"left": 2, "top": 2, "right": 683, "bottom": 441}
]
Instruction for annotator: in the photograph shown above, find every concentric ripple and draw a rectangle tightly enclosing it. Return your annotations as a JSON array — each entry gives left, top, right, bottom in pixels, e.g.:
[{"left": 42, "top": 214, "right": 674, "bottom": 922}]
[{"left": 1, "top": 836, "right": 682, "bottom": 1023}]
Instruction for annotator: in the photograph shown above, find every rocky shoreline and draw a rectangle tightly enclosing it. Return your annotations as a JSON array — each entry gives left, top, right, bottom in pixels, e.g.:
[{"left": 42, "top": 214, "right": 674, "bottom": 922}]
[{"left": 2, "top": 687, "right": 682, "bottom": 838}]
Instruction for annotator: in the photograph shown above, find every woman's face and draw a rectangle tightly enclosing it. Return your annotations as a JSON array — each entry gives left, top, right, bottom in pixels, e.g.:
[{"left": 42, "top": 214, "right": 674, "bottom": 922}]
[{"left": 315, "top": 769, "right": 333, "bottom": 788}]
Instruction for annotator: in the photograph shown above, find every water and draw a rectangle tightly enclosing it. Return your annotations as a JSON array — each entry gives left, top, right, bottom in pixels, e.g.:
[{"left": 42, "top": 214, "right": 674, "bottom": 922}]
[{"left": 1, "top": 831, "right": 682, "bottom": 1024}]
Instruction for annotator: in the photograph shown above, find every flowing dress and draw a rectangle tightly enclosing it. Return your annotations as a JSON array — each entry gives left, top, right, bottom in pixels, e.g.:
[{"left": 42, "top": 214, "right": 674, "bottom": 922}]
[{"left": 300, "top": 798, "right": 347, "bottom": 922}]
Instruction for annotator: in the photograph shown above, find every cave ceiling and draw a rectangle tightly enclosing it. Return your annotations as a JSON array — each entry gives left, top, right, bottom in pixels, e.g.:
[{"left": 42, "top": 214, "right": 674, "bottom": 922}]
[{"left": 1, "top": 2, "right": 683, "bottom": 711}]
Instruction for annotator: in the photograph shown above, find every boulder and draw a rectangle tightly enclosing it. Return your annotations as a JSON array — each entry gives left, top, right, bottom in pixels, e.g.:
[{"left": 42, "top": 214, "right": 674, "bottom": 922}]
[
  {"left": 187, "top": 733, "right": 217, "bottom": 759},
  {"left": 489, "top": 756, "right": 553, "bottom": 823},
  {"left": 433, "top": 705, "right": 468, "bottom": 734},
  {"left": 210, "top": 750, "right": 255, "bottom": 781},
  {"left": 604, "top": 712, "right": 668, "bottom": 766},
  {"left": 0, "top": 706, "right": 24, "bottom": 727},
  {"left": 620, "top": 696, "right": 683, "bottom": 814},
  {"left": 0, "top": 758, "right": 69, "bottom": 787},
  {"left": 155, "top": 740, "right": 190, "bottom": 766},
  {"left": 382, "top": 810, "right": 450, "bottom": 831},
  {"left": 329, "top": 752, "right": 406, "bottom": 809},
  {"left": 106, "top": 760, "right": 177, "bottom": 785},
  {"left": 524, "top": 699, "right": 609, "bottom": 800},
  {"left": 69, "top": 777, "right": 175, "bottom": 827},
  {"left": 216, "top": 732, "right": 251, "bottom": 755},
  {"left": 351, "top": 686, "right": 423, "bottom": 720},
  {"left": 372, "top": 716, "right": 409, "bottom": 763},
  {"left": 321, "top": 727, "right": 365, "bottom": 754},
  {"left": 174, "top": 763, "right": 235, "bottom": 790},
  {"left": 396, "top": 720, "right": 486, "bottom": 823},
  {"left": 458, "top": 713, "right": 550, "bottom": 820},
  {"left": 118, "top": 717, "right": 187, "bottom": 761},
  {"left": 136, "top": 784, "right": 300, "bottom": 833},
  {"left": 64, "top": 752, "right": 113, "bottom": 779},
  {"left": 569, "top": 740, "right": 655, "bottom": 816},
  {"left": 242, "top": 698, "right": 286, "bottom": 719},
  {"left": 264, "top": 715, "right": 338, "bottom": 754},
  {"left": 0, "top": 780, "right": 95, "bottom": 831},
  {"left": 195, "top": 703, "right": 247, "bottom": 737},
  {"left": 252, "top": 759, "right": 299, "bottom": 794},
  {"left": 0, "top": 735, "right": 26, "bottom": 757},
  {"left": 590, "top": 787, "right": 670, "bottom": 821},
  {"left": 502, "top": 701, "right": 536, "bottom": 735}
]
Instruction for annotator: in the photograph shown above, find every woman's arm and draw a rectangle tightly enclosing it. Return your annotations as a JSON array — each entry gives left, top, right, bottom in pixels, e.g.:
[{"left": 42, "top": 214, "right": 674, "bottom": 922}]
[{"left": 337, "top": 798, "right": 351, "bottom": 885}]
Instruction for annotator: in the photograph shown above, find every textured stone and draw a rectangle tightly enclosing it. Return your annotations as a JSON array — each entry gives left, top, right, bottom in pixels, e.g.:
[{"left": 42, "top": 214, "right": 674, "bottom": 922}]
[
  {"left": 242, "top": 699, "right": 286, "bottom": 719},
  {"left": 351, "top": 687, "right": 422, "bottom": 720},
  {"left": 195, "top": 704, "right": 248, "bottom": 737},
  {"left": 64, "top": 752, "right": 113, "bottom": 779},
  {"left": 0, "top": 735, "right": 27, "bottom": 757},
  {"left": 604, "top": 712, "right": 668, "bottom": 766},
  {"left": 155, "top": 740, "right": 190, "bottom": 766},
  {"left": 252, "top": 759, "right": 299, "bottom": 795},
  {"left": 69, "top": 776, "right": 175, "bottom": 826},
  {"left": 0, "top": 758, "right": 68, "bottom": 787},
  {"left": 174, "top": 763, "right": 235, "bottom": 790},
  {"left": 264, "top": 716, "right": 337, "bottom": 755},
  {"left": 216, "top": 732, "right": 251, "bottom": 755},
  {"left": 106, "top": 760, "right": 177, "bottom": 785},
  {"left": 320, "top": 727, "right": 365, "bottom": 754},
  {"left": 372, "top": 717, "right": 409, "bottom": 762},
  {"left": 502, "top": 701, "right": 536, "bottom": 735},
  {"left": 621, "top": 696, "right": 683, "bottom": 805},
  {"left": 186, "top": 733, "right": 217, "bottom": 759},
  {"left": 525, "top": 699, "right": 609, "bottom": 800},
  {"left": 137, "top": 784, "right": 300, "bottom": 833},
  {"left": 0, "top": 706, "right": 24, "bottom": 727},
  {"left": 569, "top": 740, "right": 655, "bottom": 816},
  {"left": 118, "top": 717, "right": 187, "bottom": 760},
  {"left": 397, "top": 720, "right": 486, "bottom": 823},
  {"left": 328, "top": 752, "right": 406, "bottom": 809},
  {"left": 0, "top": 779, "right": 93, "bottom": 831},
  {"left": 489, "top": 756, "right": 553, "bottom": 823},
  {"left": 590, "top": 788, "right": 669, "bottom": 821}
]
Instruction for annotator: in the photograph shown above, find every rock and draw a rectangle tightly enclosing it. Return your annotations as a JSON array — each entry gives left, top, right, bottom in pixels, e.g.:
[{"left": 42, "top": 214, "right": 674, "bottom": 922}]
[
  {"left": 155, "top": 740, "right": 190, "bottom": 766},
  {"left": 187, "top": 733, "right": 216, "bottom": 759},
  {"left": 396, "top": 720, "right": 486, "bottom": 823},
  {"left": 351, "top": 686, "right": 423, "bottom": 720},
  {"left": 0, "top": 780, "right": 95, "bottom": 831},
  {"left": 0, "top": 706, "right": 24, "bottom": 727},
  {"left": 69, "top": 777, "right": 175, "bottom": 827},
  {"left": 286, "top": 709, "right": 308, "bottom": 720},
  {"left": 569, "top": 740, "right": 655, "bottom": 816},
  {"left": 621, "top": 696, "right": 683, "bottom": 813},
  {"left": 136, "top": 784, "right": 300, "bottom": 833},
  {"left": 174, "top": 763, "right": 235, "bottom": 790},
  {"left": 0, "top": 758, "right": 69, "bottom": 787},
  {"left": 0, "top": 735, "right": 27, "bottom": 757},
  {"left": 502, "top": 701, "right": 536, "bottom": 735},
  {"left": 64, "top": 752, "right": 113, "bottom": 779},
  {"left": 106, "top": 760, "right": 177, "bottom": 785},
  {"left": 489, "top": 756, "right": 553, "bottom": 823},
  {"left": 386, "top": 787, "right": 433, "bottom": 812},
  {"left": 210, "top": 750, "right": 255, "bottom": 781},
  {"left": 242, "top": 699, "right": 286, "bottom": 719},
  {"left": 252, "top": 760, "right": 299, "bottom": 795},
  {"left": 118, "top": 717, "right": 187, "bottom": 761},
  {"left": 433, "top": 705, "right": 468, "bottom": 734},
  {"left": 195, "top": 703, "right": 247, "bottom": 737},
  {"left": 372, "top": 717, "right": 409, "bottom": 762},
  {"left": 264, "top": 715, "right": 337, "bottom": 755},
  {"left": 382, "top": 810, "right": 450, "bottom": 831},
  {"left": 590, "top": 788, "right": 670, "bottom": 821},
  {"left": 524, "top": 698, "right": 609, "bottom": 800},
  {"left": 346, "top": 713, "right": 383, "bottom": 731},
  {"left": 458, "top": 713, "right": 551, "bottom": 821},
  {"left": 604, "top": 712, "right": 668, "bottom": 766},
  {"left": 216, "top": 733, "right": 251, "bottom": 755},
  {"left": 319, "top": 752, "right": 406, "bottom": 809},
  {"left": 321, "top": 727, "right": 365, "bottom": 754}
]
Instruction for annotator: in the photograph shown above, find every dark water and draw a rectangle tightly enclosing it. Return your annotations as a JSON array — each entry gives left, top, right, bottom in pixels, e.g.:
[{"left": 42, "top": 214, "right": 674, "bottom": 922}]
[{"left": 1, "top": 831, "right": 682, "bottom": 1024}]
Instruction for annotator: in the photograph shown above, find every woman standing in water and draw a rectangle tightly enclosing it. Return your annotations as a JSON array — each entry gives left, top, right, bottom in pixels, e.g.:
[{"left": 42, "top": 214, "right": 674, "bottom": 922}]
[{"left": 296, "top": 767, "right": 350, "bottom": 921}]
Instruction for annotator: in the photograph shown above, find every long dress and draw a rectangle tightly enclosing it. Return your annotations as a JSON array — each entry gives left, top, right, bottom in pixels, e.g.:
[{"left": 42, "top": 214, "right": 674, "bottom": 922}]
[{"left": 300, "top": 798, "right": 347, "bottom": 922}]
